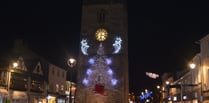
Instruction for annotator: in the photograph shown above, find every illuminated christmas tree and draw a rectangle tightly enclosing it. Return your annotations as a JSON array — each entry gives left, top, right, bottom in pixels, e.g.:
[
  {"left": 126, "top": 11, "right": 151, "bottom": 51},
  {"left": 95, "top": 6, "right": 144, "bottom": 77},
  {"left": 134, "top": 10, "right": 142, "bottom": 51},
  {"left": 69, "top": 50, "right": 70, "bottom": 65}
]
[{"left": 82, "top": 43, "right": 118, "bottom": 96}]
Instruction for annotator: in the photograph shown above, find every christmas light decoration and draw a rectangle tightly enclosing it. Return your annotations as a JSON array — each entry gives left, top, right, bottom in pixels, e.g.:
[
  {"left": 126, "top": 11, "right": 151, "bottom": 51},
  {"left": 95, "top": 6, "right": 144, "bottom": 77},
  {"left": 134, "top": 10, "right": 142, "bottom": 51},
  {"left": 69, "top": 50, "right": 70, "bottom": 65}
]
[
  {"left": 113, "top": 37, "right": 122, "bottom": 54},
  {"left": 145, "top": 72, "right": 159, "bottom": 79},
  {"left": 139, "top": 90, "right": 153, "bottom": 100},
  {"left": 81, "top": 39, "right": 90, "bottom": 55},
  {"left": 82, "top": 43, "right": 118, "bottom": 96},
  {"left": 88, "top": 58, "right": 95, "bottom": 65}
]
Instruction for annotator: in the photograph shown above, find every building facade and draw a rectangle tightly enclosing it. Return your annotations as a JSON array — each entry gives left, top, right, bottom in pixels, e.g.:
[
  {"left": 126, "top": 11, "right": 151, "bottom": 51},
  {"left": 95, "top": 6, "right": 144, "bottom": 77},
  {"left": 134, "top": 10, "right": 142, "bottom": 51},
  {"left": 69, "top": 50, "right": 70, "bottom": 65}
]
[
  {"left": 48, "top": 64, "right": 67, "bottom": 103},
  {"left": 162, "top": 34, "right": 209, "bottom": 103},
  {"left": 0, "top": 39, "right": 75, "bottom": 103},
  {"left": 76, "top": 0, "right": 129, "bottom": 103}
]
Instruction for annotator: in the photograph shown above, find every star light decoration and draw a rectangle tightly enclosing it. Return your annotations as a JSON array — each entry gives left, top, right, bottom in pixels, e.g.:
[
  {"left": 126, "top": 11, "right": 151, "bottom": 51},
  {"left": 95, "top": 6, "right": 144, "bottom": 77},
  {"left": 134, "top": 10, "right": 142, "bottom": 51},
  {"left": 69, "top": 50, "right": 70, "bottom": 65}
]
[{"left": 145, "top": 72, "right": 159, "bottom": 79}]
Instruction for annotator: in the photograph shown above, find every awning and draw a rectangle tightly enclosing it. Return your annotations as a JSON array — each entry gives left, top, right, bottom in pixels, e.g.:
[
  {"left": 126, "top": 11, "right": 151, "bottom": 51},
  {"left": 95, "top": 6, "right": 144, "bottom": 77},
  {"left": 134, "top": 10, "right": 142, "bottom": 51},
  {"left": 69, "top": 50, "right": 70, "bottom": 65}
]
[
  {"left": 12, "top": 91, "right": 27, "bottom": 99},
  {"left": 0, "top": 88, "right": 8, "bottom": 96}
]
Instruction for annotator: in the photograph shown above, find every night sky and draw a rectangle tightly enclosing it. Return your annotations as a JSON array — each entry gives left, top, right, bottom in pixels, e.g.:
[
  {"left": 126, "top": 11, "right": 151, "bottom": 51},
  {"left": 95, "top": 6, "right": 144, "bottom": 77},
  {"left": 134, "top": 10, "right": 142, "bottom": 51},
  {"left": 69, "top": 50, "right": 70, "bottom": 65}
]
[{"left": 1, "top": 0, "right": 209, "bottom": 94}]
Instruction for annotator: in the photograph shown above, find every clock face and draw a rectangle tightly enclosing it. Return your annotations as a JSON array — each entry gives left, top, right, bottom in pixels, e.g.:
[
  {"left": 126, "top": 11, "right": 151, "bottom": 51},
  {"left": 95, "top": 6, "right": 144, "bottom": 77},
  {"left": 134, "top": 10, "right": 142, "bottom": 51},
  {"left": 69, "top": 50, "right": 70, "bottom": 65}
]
[{"left": 95, "top": 28, "right": 108, "bottom": 42}]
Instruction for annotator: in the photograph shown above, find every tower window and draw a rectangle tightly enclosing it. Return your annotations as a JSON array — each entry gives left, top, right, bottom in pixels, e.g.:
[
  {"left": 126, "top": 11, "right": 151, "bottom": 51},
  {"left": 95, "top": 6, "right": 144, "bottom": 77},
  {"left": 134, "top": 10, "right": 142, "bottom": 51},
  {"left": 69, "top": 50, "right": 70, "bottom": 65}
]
[{"left": 97, "top": 9, "right": 106, "bottom": 26}]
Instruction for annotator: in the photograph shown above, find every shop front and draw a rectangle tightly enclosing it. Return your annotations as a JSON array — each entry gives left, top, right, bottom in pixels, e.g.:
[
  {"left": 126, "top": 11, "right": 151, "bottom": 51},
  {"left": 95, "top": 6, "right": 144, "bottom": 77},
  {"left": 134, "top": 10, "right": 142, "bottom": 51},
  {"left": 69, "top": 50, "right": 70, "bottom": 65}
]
[
  {"left": 0, "top": 88, "right": 9, "bottom": 103},
  {"left": 11, "top": 90, "right": 28, "bottom": 103}
]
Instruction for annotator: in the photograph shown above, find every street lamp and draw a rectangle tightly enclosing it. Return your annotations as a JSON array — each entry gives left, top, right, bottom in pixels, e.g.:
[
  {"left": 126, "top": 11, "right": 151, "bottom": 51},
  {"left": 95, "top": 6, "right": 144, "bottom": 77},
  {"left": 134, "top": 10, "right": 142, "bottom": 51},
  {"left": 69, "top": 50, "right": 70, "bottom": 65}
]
[
  {"left": 165, "top": 81, "right": 169, "bottom": 85},
  {"left": 7, "top": 62, "right": 17, "bottom": 89},
  {"left": 165, "top": 81, "right": 170, "bottom": 102},
  {"left": 157, "top": 85, "right": 160, "bottom": 89},
  {"left": 7, "top": 62, "right": 18, "bottom": 102},
  {"left": 156, "top": 85, "right": 162, "bottom": 103},
  {"left": 189, "top": 63, "right": 195, "bottom": 69},
  {"left": 189, "top": 54, "right": 203, "bottom": 103},
  {"left": 67, "top": 58, "right": 76, "bottom": 103}
]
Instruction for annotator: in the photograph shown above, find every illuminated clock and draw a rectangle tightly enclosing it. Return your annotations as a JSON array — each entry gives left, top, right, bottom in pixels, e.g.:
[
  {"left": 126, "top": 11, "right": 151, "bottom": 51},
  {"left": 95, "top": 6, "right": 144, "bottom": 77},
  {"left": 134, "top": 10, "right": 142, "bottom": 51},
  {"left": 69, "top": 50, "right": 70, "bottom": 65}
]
[{"left": 95, "top": 28, "right": 108, "bottom": 42}]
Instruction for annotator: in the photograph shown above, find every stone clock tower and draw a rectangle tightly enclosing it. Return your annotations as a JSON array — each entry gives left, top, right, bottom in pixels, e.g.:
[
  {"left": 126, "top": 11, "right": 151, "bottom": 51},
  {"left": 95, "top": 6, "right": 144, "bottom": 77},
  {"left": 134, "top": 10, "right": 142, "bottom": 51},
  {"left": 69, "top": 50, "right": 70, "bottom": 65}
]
[{"left": 75, "top": 0, "right": 129, "bottom": 103}]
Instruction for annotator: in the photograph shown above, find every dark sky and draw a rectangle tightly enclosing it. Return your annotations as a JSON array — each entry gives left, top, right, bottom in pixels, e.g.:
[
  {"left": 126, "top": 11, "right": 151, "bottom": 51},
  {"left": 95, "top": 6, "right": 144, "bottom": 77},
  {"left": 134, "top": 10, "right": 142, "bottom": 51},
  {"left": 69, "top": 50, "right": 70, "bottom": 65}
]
[{"left": 1, "top": 0, "right": 209, "bottom": 94}]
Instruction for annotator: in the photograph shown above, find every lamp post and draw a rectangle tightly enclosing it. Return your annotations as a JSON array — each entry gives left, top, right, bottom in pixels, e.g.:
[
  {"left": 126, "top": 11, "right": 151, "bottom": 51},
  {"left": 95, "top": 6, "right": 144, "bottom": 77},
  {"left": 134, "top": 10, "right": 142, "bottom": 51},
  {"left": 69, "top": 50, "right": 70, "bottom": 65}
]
[
  {"left": 190, "top": 54, "right": 203, "bottom": 103},
  {"left": 67, "top": 58, "right": 76, "bottom": 103},
  {"left": 156, "top": 85, "right": 162, "bottom": 103},
  {"left": 7, "top": 62, "right": 18, "bottom": 102},
  {"left": 189, "top": 62, "right": 196, "bottom": 103},
  {"left": 180, "top": 82, "right": 183, "bottom": 103},
  {"left": 7, "top": 62, "right": 18, "bottom": 89},
  {"left": 165, "top": 81, "right": 170, "bottom": 102}
]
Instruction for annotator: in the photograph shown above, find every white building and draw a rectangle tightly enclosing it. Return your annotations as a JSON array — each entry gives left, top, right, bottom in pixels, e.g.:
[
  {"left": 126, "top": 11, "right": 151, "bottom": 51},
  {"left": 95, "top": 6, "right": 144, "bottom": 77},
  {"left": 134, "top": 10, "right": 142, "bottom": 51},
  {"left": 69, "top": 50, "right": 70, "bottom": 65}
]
[
  {"left": 163, "top": 34, "right": 209, "bottom": 103},
  {"left": 48, "top": 64, "right": 67, "bottom": 103}
]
